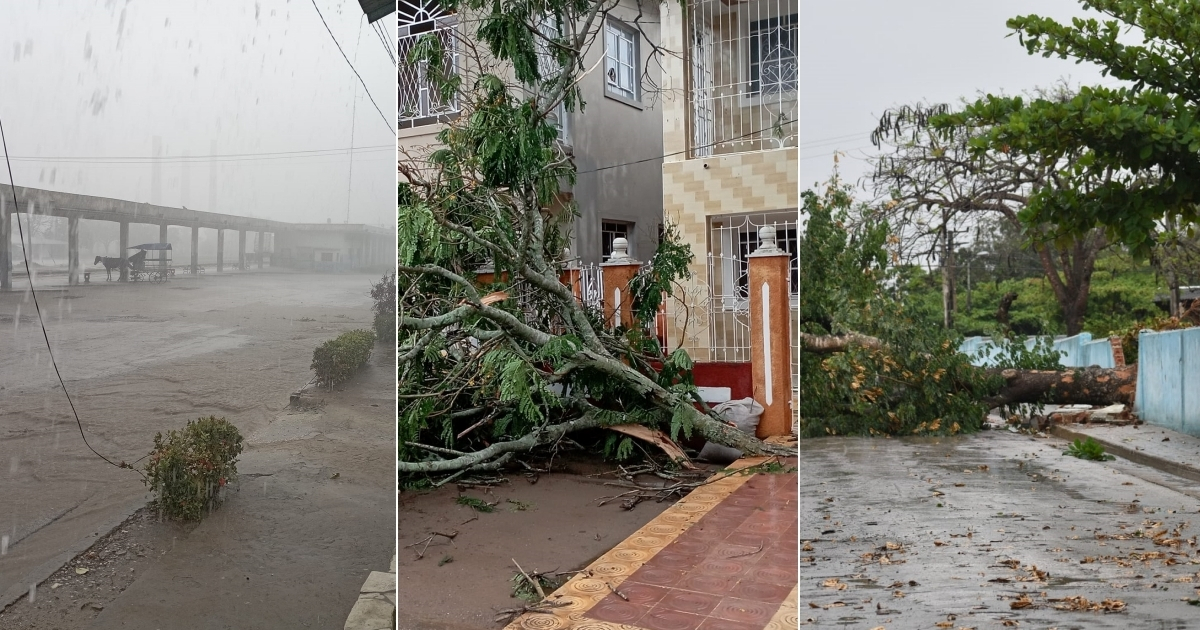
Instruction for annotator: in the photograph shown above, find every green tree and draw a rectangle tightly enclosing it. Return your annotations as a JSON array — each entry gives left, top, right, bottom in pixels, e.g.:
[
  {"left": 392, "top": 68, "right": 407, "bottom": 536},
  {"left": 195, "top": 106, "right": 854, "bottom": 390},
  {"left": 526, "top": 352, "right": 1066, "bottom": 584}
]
[
  {"left": 396, "top": 0, "right": 791, "bottom": 479},
  {"left": 944, "top": 0, "right": 1200, "bottom": 254},
  {"left": 871, "top": 95, "right": 1112, "bottom": 336},
  {"left": 797, "top": 180, "right": 998, "bottom": 437}
]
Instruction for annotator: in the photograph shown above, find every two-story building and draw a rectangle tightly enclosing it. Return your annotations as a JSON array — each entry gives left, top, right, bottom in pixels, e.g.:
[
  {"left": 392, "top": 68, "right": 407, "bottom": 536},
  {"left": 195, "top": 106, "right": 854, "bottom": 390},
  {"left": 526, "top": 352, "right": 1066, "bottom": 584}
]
[
  {"left": 658, "top": 0, "right": 798, "bottom": 406},
  {"left": 397, "top": 0, "right": 665, "bottom": 265}
]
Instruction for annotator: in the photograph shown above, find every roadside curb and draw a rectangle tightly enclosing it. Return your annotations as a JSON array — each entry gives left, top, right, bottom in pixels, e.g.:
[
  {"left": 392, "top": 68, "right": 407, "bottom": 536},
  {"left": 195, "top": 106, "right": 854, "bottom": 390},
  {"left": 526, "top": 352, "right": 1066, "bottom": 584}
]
[
  {"left": 344, "top": 552, "right": 396, "bottom": 630},
  {"left": 0, "top": 497, "right": 146, "bottom": 611},
  {"left": 1049, "top": 424, "right": 1200, "bottom": 485}
]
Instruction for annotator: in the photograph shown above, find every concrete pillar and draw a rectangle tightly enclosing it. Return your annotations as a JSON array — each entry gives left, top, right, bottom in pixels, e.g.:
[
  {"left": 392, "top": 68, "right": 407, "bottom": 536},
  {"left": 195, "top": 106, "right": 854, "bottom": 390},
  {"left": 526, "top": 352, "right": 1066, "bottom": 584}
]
[
  {"left": 238, "top": 230, "right": 246, "bottom": 271},
  {"left": 0, "top": 200, "right": 10, "bottom": 290},
  {"left": 257, "top": 231, "right": 264, "bottom": 269},
  {"left": 216, "top": 229, "right": 225, "bottom": 272},
  {"left": 159, "top": 223, "right": 169, "bottom": 265},
  {"left": 118, "top": 220, "right": 129, "bottom": 282},
  {"left": 190, "top": 226, "right": 200, "bottom": 274},
  {"left": 68, "top": 216, "right": 81, "bottom": 285},
  {"left": 748, "top": 225, "right": 793, "bottom": 439},
  {"left": 600, "top": 237, "right": 640, "bottom": 329}
]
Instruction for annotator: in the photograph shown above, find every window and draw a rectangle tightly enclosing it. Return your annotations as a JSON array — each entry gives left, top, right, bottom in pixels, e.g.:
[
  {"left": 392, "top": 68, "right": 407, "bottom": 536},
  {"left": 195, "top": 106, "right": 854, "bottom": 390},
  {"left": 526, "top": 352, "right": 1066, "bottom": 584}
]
[
  {"left": 601, "top": 221, "right": 632, "bottom": 260},
  {"left": 748, "top": 14, "right": 797, "bottom": 96},
  {"left": 736, "top": 226, "right": 799, "bottom": 292},
  {"left": 398, "top": 0, "right": 459, "bottom": 128},
  {"left": 320, "top": 252, "right": 334, "bottom": 262},
  {"left": 535, "top": 15, "right": 570, "bottom": 144},
  {"left": 604, "top": 21, "right": 639, "bottom": 103}
]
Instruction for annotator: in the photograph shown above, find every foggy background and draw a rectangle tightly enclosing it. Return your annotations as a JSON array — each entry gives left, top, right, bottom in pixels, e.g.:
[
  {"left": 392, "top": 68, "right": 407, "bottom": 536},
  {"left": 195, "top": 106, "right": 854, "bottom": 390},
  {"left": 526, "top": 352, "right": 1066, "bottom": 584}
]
[
  {"left": 800, "top": 0, "right": 1119, "bottom": 195},
  {"left": 1, "top": 0, "right": 396, "bottom": 234}
]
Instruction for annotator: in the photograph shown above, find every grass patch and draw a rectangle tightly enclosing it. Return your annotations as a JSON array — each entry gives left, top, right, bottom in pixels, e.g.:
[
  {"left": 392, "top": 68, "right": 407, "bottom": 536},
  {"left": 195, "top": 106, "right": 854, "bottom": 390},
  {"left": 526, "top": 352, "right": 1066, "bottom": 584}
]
[{"left": 1063, "top": 437, "right": 1115, "bottom": 462}]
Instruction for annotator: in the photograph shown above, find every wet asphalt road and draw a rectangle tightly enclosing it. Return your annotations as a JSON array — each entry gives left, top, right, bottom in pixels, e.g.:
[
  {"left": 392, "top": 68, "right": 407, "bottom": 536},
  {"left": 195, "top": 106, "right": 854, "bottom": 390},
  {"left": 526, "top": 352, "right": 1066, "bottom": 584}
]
[{"left": 800, "top": 430, "right": 1200, "bottom": 629}]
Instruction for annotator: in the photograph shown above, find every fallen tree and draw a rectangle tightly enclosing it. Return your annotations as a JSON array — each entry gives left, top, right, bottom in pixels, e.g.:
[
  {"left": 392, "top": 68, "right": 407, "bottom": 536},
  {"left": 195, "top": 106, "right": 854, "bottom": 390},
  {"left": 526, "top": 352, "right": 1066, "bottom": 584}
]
[
  {"left": 397, "top": 0, "right": 793, "bottom": 480},
  {"left": 982, "top": 365, "right": 1137, "bottom": 408},
  {"left": 800, "top": 331, "right": 1138, "bottom": 409}
]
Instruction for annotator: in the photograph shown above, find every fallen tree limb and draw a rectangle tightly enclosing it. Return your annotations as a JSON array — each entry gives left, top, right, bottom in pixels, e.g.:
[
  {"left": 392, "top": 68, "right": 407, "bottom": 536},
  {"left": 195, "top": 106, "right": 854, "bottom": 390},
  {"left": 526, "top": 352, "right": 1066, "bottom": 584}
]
[
  {"left": 398, "top": 405, "right": 795, "bottom": 474},
  {"left": 983, "top": 364, "right": 1138, "bottom": 408},
  {"left": 800, "top": 332, "right": 885, "bottom": 353}
]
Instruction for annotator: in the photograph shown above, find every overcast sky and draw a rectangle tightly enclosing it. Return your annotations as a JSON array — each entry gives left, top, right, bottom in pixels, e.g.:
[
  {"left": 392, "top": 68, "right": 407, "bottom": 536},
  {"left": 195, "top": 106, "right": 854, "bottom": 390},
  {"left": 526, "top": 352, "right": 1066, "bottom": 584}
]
[
  {"left": 801, "top": 0, "right": 1121, "bottom": 197},
  {"left": 0, "top": 0, "right": 396, "bottom": 227}
]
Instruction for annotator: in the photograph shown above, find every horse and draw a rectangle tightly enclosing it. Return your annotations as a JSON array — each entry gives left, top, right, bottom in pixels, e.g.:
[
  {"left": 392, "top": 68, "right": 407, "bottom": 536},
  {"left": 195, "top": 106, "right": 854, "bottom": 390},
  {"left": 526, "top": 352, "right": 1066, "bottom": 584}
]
[
  {"left": 92, "top": 250, "right": 149, "bottom": 281},
  {"left": 93, "top": 255, "right": 126, "bottom": 281}
]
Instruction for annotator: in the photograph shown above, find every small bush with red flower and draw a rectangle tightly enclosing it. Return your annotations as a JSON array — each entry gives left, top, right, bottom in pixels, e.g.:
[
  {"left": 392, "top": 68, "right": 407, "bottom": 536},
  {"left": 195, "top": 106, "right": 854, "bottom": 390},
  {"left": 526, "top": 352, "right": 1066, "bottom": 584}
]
[{"left": 144, "top": 416, "right": 244, "bottom": 521}]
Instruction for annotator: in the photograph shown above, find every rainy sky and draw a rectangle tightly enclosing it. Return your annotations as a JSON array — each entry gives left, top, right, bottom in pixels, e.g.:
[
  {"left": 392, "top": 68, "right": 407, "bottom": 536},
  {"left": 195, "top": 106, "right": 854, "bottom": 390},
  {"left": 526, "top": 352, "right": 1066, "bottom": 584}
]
[
  {"left": 0, "top": 0, "right": 396, "bottom": 227},
  {"left": 800, "top": 0, "right": 1116, "bottom": 196}
]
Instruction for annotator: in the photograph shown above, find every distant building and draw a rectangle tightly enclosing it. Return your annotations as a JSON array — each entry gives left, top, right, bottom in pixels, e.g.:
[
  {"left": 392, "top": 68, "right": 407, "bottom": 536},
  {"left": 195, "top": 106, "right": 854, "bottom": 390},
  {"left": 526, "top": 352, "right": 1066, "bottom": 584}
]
[
  {"left": 9, "top": 234, "right": 68, "bottom": 265},
  {"left": 273, "top": 223, "right": 392, "bottom": 272}
]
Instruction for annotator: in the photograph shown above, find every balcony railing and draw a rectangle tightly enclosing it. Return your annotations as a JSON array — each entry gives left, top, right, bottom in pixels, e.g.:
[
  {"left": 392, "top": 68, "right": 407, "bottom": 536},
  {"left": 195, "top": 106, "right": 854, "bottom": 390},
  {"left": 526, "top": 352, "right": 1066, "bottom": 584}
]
[
  {"left": 398, "top": 0, "right": 459, "bottom": 128},
  {"left": 687, "top": 0, "right": 798, "bottom": 157}
]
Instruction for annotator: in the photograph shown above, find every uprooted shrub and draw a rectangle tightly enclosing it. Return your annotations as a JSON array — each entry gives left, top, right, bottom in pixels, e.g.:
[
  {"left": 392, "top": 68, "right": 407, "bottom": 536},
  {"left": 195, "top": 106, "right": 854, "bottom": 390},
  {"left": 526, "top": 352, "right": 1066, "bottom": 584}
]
[
  {"left": 144, "top": 416, "right": 244, "bottom": 521},
  {"left": 312, "top": 329, "right": 376, "bottom": 388}
]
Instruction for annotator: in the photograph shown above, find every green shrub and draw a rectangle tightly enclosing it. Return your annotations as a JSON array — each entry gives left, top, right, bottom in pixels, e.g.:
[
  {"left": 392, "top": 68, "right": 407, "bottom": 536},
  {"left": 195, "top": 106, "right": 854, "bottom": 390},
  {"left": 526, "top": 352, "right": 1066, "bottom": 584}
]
[
  {"left": 1063, "top": 437, "right": 1114, "bottom": 461},
  {"left": 370, "top": 273, "right": 397, "bottom": 344},
  {"left": 312, "top": 329, "right": 376, "bottom": 387},
  {"left": 144, "top": 416, "right": 244, "bottom": 521}
]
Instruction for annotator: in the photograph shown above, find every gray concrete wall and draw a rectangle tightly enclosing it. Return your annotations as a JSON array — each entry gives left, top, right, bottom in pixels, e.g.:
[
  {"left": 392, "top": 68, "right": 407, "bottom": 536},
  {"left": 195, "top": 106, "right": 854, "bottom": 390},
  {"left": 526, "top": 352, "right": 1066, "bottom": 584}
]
[{"left": 568, "top": 0, "right": 664, "bottom": 265}]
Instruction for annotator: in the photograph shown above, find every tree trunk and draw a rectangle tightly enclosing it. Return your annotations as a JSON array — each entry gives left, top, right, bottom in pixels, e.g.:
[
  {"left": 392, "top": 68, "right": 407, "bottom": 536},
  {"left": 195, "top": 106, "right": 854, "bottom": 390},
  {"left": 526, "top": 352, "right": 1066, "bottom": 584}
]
[
  {"left": 996, "top": 292, "right": 1018, "bottom": 334},
  {"left": 984, "top": 365, "right": 1137, "bottom": 408}
]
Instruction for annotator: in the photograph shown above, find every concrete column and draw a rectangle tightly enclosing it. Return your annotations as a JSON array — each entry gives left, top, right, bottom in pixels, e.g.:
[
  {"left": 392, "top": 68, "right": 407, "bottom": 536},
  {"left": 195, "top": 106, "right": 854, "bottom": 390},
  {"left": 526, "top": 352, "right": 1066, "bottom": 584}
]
[
  {"left": 257, "top": 231, "right": 264, "bottom": 269},
  {"left": 216, "top": 229, "right": 225, "bottom": 272},
  {"left": 159, "top": 223, "right": 169, "bottom": 265},
  {"left": 748, "top": 225, "right": 793, "bottom": 439},
  {"left": 68, "top": 216, "right": 81, "bottom": 285},
  {"left": 238, "top": 230, "right": 246, "bottom": 271},
  {"left": 190, "top": 226, "right": 200, "bottom": 274},
  {"left": 0, "top": 200, "right": 11, "bottom": 290},
  {"left": 118, "top": 220, "right": 130, "bottom": 282},
  {"left": 600, "top": 237, "right": 640, "bottom": 329}
]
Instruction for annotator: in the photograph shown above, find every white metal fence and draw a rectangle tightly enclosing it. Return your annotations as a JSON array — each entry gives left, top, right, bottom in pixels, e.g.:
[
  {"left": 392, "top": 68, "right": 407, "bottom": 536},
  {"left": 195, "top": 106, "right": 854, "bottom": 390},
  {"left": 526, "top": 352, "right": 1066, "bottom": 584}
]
[
  {"left": 398, "top": 1, "right": 459, "bottom": 127},
  {"left": 687, "top": 0, "right": 798, "bottom": 156},
  {"left": 704, "top": 213, "right": 798, "bottom": 362}
]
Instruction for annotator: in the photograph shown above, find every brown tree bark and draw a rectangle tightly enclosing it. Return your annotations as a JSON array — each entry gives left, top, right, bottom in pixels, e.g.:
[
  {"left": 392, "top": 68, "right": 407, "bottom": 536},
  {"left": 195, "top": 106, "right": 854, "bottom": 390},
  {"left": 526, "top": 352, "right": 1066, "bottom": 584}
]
[
  {"left": 799, "top": 333, "right": 1138, "bottom": 409},
  {"left": 996, "top": 292, "right": 1018, "bottom": 333},
  {"left": 983, "top": 365, "right": 1137, "bottom": 408}
]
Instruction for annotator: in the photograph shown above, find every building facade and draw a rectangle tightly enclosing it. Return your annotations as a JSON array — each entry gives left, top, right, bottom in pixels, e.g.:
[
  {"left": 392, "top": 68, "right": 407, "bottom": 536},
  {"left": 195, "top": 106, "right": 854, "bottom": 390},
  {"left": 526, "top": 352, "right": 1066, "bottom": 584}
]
[
  {"left": 396, "top": 0, "right": 665, "bottom": 265},
  {"left": 658, "top": 0, "right": 798, "bottom": 407}
]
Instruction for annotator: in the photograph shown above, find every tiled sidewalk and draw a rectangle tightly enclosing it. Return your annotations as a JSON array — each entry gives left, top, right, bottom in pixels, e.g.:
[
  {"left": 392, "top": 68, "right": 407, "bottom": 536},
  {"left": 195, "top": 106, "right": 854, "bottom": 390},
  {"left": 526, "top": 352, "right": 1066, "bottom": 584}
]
[{"left": 504, "top": 457, "right": 798, "bottom": 630}]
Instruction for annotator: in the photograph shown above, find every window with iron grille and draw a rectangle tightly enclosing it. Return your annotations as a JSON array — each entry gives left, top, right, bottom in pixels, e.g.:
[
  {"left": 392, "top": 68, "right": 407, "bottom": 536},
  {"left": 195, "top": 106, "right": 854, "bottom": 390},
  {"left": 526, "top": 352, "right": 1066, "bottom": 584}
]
[
  {"left": 398, "top": 0, "right": 459, "bottom": 128},
  {"left": 736, "top": 227, "right": 799, "bottom": 292},
  {"left": 604, "top": 20, "right": 639, "bottom": 103},
  {"left": 602, "top": 221, "right": 632, "bottom": 260},
  {"left": 748, "top": 14, "right": 797, "bottom": 96},
  {"left": 535, "top": 15, "right": 570, "bottom": 144}
]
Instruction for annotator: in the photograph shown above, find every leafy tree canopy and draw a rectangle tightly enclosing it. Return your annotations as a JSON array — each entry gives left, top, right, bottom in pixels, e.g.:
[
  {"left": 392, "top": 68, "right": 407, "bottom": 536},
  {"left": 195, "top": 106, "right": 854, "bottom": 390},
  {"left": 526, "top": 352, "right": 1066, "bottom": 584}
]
[{"left": 940, "top": 0, "right": 1200, "bottom": 254}]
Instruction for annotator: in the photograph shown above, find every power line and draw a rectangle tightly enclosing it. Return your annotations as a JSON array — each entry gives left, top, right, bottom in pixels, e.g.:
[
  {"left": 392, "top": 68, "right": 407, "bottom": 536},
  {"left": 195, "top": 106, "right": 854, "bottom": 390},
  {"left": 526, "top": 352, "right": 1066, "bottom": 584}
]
[
  {"left": 372, "top": 20, "right": 397, "bottom": 67},
  {"left": 577, "top": 125, "right": 794, "bottom": 175},
  {"left": 0, "top": 113, "right": 143, "bottom": 479},
  {"left": 310, "top": 0, "right": 394, "bottom": 136}
]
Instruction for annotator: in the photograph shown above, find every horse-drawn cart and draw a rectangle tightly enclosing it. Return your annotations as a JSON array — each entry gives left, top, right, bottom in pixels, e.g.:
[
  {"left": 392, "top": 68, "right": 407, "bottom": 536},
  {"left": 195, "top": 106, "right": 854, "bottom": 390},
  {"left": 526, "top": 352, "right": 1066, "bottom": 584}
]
[{"left": 128, "top": 243, "right": 174, "bottom": 283}]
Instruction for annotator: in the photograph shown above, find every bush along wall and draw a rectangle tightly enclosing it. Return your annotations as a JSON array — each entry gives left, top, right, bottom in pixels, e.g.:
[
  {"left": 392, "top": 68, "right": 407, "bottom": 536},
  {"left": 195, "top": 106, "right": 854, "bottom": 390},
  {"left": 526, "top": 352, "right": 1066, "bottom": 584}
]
[
  {"left": 144, "top": 416, "right": 244, "bottom": 521},
  {"left": 311, "top": 329, "right": 376, "bottom": 388}
]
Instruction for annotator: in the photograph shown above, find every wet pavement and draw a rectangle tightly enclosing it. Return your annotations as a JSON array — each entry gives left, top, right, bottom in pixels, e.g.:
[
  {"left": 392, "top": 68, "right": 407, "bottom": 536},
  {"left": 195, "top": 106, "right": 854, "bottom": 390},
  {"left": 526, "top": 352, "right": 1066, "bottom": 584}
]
[
  {"left": 799, "top": 431, "right": 1200, "bottom": 629},
  {"left": 0, "top": 271, "right": 385, "bottom": 608}
]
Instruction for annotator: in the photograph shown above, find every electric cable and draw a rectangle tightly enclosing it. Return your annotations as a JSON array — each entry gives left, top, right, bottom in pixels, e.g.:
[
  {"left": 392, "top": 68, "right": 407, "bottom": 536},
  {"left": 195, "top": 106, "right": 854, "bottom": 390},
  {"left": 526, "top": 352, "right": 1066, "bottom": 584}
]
[
  {"left": 0, "top": 113, "right": 145, "bottom": 479},
  {"left": 310, "top": 0, "right": 394, "bottom": 136}
]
